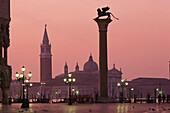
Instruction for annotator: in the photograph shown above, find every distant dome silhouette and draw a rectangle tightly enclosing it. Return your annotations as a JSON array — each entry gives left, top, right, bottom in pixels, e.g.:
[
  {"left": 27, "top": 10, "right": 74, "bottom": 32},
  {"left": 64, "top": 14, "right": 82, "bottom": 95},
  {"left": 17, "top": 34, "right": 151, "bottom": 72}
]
[{"left": 83, "top": 54, "right": 98, "bottom": 72}]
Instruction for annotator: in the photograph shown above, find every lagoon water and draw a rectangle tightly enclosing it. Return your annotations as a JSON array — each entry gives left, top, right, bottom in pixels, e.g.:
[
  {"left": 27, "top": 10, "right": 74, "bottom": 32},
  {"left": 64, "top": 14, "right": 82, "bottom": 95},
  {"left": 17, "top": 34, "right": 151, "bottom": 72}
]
[{"left": 0, "top": 103, "right": 170, "bottom": 113}]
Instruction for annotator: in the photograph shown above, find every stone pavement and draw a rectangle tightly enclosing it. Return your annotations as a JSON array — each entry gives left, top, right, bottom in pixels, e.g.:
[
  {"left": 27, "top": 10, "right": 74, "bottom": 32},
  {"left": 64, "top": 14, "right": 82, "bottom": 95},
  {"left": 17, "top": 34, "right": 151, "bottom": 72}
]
[{"left": 0, "top": 103, "right": 170, "bottom": 113}]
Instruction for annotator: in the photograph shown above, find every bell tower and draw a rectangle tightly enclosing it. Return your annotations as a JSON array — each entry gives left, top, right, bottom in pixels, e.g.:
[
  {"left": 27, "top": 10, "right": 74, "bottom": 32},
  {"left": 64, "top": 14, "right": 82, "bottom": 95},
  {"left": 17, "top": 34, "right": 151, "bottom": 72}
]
[
  {"left": 40, "top": 25, "right": 52, "bottom": 82},
  {"left": 64, "top": 62, "right": 68, "bottom": 74},
  {"left": 0, "top": 0, "right": 12, "bottom": 104},
  {"left": 75, "top": 63, "right": 79, "bottom": 71}
]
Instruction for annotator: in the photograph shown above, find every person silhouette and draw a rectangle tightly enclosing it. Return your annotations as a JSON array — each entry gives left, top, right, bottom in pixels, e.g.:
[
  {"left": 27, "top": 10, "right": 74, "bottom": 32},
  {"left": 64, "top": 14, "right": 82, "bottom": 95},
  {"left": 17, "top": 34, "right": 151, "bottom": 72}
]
[
  {"left": 147, "top": 92, "right": 150, "bottom": 103},
  {"left": 8, "top": 96, "right": 12, "bottom": 105},
  {"left": 162, "top": 94, "right": 166, "bottom": 103},
  {"left": 158, "top": 94, "right": 161, "bottom": 104},
  {"left": 95, "top": 93, "right": 98, "bottom": 103}
]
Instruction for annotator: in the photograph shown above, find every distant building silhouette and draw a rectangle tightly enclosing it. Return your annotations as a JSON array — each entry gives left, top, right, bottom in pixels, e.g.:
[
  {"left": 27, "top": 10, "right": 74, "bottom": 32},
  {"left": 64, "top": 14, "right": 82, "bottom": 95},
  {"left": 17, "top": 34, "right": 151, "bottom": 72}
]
[
  {"left": 7, "top": 55, "right": 123, "bottom": 100},
  {"left": 40, "top": 24, "right": 52, "bottom": 82},
  {"left": 64, "top": 62, "right": 68, "bottom": 75},
  {"left": 127, "top": 78, "right": 170, "bottom": 98},
  {"left": 83, "top": 54, "right": 98, "bottom": 72},
  {"left": 8, "top": 25, "right": 123, "bottom": 99},
  {"left": 75, "top": 63, "right": 79, "bottom": 71}
]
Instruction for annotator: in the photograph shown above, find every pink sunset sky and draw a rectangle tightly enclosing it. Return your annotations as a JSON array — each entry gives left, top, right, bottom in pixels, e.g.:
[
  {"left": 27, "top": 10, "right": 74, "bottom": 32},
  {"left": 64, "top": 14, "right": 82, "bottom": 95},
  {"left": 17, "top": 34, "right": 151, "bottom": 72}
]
[{"left": 9, "top": 0, "right": 170, "bottom": 82}]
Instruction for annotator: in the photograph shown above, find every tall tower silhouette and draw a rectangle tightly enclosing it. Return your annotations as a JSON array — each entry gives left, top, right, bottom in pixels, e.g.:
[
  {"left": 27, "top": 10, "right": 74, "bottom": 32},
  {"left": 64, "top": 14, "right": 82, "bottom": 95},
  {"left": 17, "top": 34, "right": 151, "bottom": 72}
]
[
  {"left": 40, "top": 24, "right": 52, "bottom": 82},
  {"left": 64, "top": 62, "right": 68, "bottom": 75},
  {"left": 75, "top": 63, "right": 79, "bottom": 71}
]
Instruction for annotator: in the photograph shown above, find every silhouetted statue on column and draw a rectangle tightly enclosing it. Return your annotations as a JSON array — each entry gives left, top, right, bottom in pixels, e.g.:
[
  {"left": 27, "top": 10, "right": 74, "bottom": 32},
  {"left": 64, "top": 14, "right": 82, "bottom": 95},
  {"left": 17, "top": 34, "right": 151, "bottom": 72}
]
[
  {"left": 94, "top": 6, "right": 118, "bottom": 102},
  {"left": 96, "top": 6, "right": 119, "bottom": 20}
]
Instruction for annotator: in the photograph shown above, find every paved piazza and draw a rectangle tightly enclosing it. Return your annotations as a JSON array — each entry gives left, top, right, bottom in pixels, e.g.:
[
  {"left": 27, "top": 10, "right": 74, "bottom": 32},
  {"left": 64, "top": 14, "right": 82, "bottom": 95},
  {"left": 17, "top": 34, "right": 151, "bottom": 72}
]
[{"left": 0, "top": 103, "right": 170, "bottom": 113}]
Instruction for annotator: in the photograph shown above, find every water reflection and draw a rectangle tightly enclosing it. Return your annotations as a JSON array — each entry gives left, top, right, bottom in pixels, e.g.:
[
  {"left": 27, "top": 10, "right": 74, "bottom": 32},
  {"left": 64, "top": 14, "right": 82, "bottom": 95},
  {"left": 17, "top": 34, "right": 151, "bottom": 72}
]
[
  {"left": 0, "top": 103, "right": 170, "bottom": 113},
  {"left": 125, "top": 104, "right": 128, "bottom": 113},
  {"left": 28, "top": 104, "right": 34, "bottom": 112},
  {"left": 64, "top": 106, "right": 77, "bottom": 113},
  {"left": 0, "top": 104, "right": 2, "bottom": 110},
  {"left": 117, "top": 104, "right": 120, "bottom": 113},
  {"left": 117, "top": 103, "right": 129, "bottom": 113}
]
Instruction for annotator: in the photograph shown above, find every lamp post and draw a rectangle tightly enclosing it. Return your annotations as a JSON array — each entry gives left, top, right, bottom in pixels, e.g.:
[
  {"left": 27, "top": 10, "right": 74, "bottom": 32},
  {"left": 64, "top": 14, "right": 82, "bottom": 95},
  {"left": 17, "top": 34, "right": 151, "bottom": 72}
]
[
  {"left": 72, "top": 88, "right": 75, "bottom": 96},
  {"left": 15, "top": 66, "right": 32, "bottom": 108},
  {"left": 55, "top": 91, "right": 60, "bottom": 101},
  {"left": 154, "top": 88, "right": 162, "bottom": 103},
  {"left": 63, "top": 73, "right": 76, "bottom": 105},
  {"left": 129, "top": 87, "right": 134, "bottom": 102},
  {"left": 117, "top": 79, "right": 128, "bottom": 103},
  {"left": 25, "top": 80, "right": 33, "bottom": 101},
  {"left": 55, "top": 91, "right": 58, "bottom": 100},
  {"left": 129, "top": 87, "right": 134, "bottom": 98},
  {"left": 154, "top": 88, "right": 158, "bottom": 103}
]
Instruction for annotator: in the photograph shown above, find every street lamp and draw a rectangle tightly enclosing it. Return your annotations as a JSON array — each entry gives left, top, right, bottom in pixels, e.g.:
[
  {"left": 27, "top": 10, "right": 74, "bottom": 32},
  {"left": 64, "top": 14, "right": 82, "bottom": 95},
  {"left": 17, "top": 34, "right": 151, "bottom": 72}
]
[
  {"left": 63, "top": 73, "right": 76, "bottom": 105},
  {"left": 76, "top": 90, "right": 79, "bottom": 95},
  {"left": 117, "top": 79, "right": 128, "bottom": 103},
  {"left": 154, "top": 88, "right": 160, "bottom": 103},
  {"left": 25, "top": 80, "right": 33, "bottom": 101},
  {"left": 129, "top": 87, "right": 134, "bottom": 102},
  {"left": 156, "top": 88, "right": 159, "bottom": 91},
  {"left": 55, "top": 91, "right": 58, "bottom": 99},
  {"left": 15, "top": 66, "right": 32, "bottom": 108},
  {"left": 72, "top": 88, "right": 75, "bottom": 96},
  {"left": 55, "top": 91, "right": 60, "bottom": 101}
]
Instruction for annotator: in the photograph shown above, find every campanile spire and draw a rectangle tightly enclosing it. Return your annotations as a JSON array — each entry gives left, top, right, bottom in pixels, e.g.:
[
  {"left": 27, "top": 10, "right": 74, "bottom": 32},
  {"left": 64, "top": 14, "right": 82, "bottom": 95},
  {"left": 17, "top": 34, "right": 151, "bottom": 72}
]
[{"left": 43, "top": 24, "right": 49, "bottom": 44}]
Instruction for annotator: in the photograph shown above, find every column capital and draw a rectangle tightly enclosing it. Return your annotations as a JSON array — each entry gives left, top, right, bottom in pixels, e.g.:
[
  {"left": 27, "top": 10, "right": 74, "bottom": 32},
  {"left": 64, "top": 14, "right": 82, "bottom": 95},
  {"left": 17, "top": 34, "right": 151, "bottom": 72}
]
[{"left": 94, "top": 18, "right": 112, "bottom": 31}]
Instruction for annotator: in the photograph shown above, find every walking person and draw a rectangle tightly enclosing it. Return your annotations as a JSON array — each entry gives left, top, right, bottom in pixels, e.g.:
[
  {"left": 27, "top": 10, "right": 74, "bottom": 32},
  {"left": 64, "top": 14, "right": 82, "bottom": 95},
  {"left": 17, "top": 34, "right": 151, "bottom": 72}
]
[
  {"left": 147, "top": 92, "right": 150, "bottom": 103},
  {"left": 8, "top": 96, "right": 12, "bottom": 105},
  {"left": 162, "top": 94, "right": 166, "bottom": 103},
  {"left": 95, "top": 93, "right": 98, "bottom": 103},
  {"left": 158, "top": 94, "right": 161, "bottom": 104}
]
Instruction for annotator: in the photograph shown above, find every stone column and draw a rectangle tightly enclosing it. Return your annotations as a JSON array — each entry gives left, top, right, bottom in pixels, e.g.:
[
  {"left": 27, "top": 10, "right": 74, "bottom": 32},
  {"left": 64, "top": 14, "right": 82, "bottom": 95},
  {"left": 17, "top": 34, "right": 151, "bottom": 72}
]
[{"left": 94, "top": 18, "right": 112, "bottom": 98}]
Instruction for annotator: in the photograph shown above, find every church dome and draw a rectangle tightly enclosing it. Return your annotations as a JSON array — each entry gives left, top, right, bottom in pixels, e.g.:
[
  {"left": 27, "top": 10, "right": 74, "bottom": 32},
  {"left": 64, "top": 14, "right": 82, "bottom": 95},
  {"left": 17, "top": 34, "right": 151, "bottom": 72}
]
[{"left": 83, "top": 54, "right": 98, "bottom": 72}]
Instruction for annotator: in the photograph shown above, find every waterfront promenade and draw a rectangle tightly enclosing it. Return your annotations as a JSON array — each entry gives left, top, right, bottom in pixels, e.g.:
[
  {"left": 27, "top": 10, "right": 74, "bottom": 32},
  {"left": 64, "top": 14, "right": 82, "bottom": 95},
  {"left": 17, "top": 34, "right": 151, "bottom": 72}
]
[{"left": 0, "top": 103, "right": 170, "bottom": 113}]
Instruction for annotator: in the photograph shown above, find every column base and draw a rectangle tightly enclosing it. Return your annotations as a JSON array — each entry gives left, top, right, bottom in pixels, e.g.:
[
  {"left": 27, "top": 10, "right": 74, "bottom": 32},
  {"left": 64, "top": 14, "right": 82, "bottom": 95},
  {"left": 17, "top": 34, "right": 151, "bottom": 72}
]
[
  {"left": 21, "top": 99, "right": 29, "bottom": 108},
  {"left": 68, "top": 102, "right": 72, "bottom": 105},
  {"left": 97, "top": 97, "right": 114, "bottom": 103}
]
